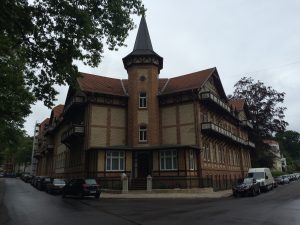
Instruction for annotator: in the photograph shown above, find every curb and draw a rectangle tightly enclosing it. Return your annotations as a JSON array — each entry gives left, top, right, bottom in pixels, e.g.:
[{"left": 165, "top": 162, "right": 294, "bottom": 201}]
[{"left": 100, "top": 190, "right": 232, "bottom": 199}]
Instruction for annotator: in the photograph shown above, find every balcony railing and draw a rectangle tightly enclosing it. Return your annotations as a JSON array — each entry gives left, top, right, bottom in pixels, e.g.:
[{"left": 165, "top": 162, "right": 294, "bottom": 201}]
[
  {"left": 240, "top": 120, "right": 254, "bottom": 129},
  {"left": 61, "top": 124, "right": 84, "bottom": 143},
  {"left": 33, "top": 151, "right": 41, "bottom": 158},
  {"left": 248, "top": 141, "right": 255, "bottom": 148},
  {"left": 47, "top": 144, "right": 54, "bottom": 150},
  {"left": 199, "top": 92, "right": 232, "bottom": 113},
  {"left": 201, "top": 122, "right": 248, "bottom": 146}
]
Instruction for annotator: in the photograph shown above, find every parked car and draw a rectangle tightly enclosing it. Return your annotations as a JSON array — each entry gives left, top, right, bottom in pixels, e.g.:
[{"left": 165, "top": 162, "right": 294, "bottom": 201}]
[
  {"left": 62, "top": 178, "right": 101, "bottom": 198},
  {"left": 37, "top": 177, "right": 52, "bottom": 190},
  {"left": 248, "top": 168, "right": 274, "bottom": 192},
  {"left": 272, "top": 179, "right": 278, "bottom": 188},
  {"left": 46, "top": 178, "right": 66, "bottom": 194},
  {"left": 232, "top": 177, "right": 261, "bottom": 197},
  {"left": 33, "top": 176, "right": 46, "bottom": 188},
  {"left": 3, "top": 173, "right": 16, "bottom": 178},
  {"left": 21, "top": 173, "right": 33, "bottom": 183},
  {"left": 274, "top": 176, "right": 284, "bottom": 185},
  {"left": 281, "top": 175, "right": 290, "bottom": 184},
  {"left": 30, "top": 176, "right": 36, "bottom": 186}
]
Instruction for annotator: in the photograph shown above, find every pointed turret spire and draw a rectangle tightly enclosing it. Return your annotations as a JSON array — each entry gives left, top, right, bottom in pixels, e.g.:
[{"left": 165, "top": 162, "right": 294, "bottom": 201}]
[
  {"left": 133, "top": 16, "right": 153, "bottom": 51},
  {"left": 122, "top": 16, "right": 163, "bottom": 71}
]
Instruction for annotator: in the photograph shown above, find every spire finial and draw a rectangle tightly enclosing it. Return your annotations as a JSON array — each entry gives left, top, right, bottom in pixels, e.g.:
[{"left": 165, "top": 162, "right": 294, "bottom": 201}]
[{"left": 133, "top": 16, "right": 153, "bottom": 51}]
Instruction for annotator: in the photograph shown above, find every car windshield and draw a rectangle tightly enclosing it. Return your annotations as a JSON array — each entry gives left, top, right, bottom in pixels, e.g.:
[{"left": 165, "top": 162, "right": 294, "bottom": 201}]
[
  {"left": 243, "top": 178, "right": 254, "bottom": 184},
  {"left": 53, "top": 179, "right": 65, "bottom": 185},
  {"left": 85, "top": 179, "right": 97, "bottom": 185},
  {"left": 248, "top": 172, "right": 265, "bottom": 179}
]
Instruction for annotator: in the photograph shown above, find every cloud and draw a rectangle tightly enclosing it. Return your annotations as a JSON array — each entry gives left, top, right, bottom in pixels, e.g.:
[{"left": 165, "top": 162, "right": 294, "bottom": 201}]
[{"left": 24, "top": 0, "right": 300, "bottom": 135}]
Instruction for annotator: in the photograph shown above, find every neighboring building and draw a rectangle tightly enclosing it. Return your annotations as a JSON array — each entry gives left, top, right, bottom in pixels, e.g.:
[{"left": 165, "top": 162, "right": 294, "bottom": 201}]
[
  {"left": 263, "top": 139, "right": 285, "bottom": 172},
  {"left": 33, "top": 16, "right": 254, "bottom": 189},
  {"left": 31, "top": 122, "right": 40, "bottom": 175}
]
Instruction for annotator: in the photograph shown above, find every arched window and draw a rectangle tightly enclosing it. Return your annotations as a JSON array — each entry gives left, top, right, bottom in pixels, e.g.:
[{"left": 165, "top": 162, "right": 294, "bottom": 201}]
[
  {"left": 139, "top": 92, "right": 147, "bottom": 108},
  {"left": 139, "top": 125, "right": 147, "bottom": 142}
]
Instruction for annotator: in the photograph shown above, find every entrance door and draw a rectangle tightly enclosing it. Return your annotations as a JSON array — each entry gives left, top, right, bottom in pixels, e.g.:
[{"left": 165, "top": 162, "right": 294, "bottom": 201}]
[{"left": 137, "top": 152, "right": 152, "bottom": 178}]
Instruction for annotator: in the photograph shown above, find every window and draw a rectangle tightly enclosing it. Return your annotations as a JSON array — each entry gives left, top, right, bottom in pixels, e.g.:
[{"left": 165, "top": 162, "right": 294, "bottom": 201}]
[
  {"left": 139, "top": 125, "right": 147, "bottom": 142},
  {"left": 203, "top": 142, "right": 211, "bottom": 162},
  {"left": 160, "top": 150, "right": 177, "bottom": 170},
  {"left": 106, "top": 151, "right": 125, "bottom": 171},
  {"left": 189, "top": 149, "right": 196, "bottom": 170},
  {"left": 203, "top": 144, "right": 208, "bottom": 161},
  {"left": 212, "top": 143, "right": 217, "bottom": 162},
  {"left": 202, "top": 112, "right": 208, "bottom": 122},
  {"left": 139, "top": 92, "right": 147, "bottom": 108}
]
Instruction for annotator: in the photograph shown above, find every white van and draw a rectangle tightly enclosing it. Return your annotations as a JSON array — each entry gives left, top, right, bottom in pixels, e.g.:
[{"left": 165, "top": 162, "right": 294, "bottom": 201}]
[{"left": 247, "top": 168, "right": 274, "bottom": 191}]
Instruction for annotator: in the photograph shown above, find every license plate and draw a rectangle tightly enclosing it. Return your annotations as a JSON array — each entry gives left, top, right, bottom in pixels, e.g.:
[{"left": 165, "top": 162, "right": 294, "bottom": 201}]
[{"left": 90, "top": 191, "right": 96, "bottom": 194}]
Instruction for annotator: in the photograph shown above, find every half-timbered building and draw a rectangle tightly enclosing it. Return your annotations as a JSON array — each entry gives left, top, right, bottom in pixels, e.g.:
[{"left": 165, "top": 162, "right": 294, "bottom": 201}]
[{"left": 34, "top": 16, "right": 254, "bottom": 190}]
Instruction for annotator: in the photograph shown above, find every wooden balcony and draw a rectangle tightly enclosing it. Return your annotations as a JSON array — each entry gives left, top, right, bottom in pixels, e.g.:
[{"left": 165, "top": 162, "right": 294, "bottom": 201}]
[
  {"left": 63, "top": 96, "right": 85, "bottom": 116},
  {"left": 199, "top": 92, "right": 232, "bottom": 115},
  {"left": 33, "top": 151, "right": 42, "bottom": 158},
  {"left": 240, "top": 120, "right": 254, "bottom": 129},
  {"left": 61, "top": 124, "right": 84, "bottom": 144},
  {"left": 201, "top": 122, "right": 247, "bottom": 146}
]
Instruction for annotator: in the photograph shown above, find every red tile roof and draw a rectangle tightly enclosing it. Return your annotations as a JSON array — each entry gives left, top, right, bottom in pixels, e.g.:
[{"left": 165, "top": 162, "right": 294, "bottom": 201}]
[
  {"left": 77, "top": 68, "right": 216, "bottom": 96},
  {"left": 229, "top": 99, "right": 245, "bottom": 111},
  {"left": 161, "top": 68, "right": 216, "bottom": 94},
  {"left": 39, "top": 118, "right": 49, "bottom": 133},
  {"left": 78, "top": 73, "right": 125, "bottom": 96}
]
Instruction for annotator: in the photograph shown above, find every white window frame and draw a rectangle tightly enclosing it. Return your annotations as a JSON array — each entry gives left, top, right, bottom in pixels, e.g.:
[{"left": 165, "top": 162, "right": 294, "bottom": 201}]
[
  {"left": 189, "top": 149, "right": 196, "bottom": 170},
  {"left": 160, "top": 150, "right": 177, "bottom": 171},
  {"left": 139, "top": 92, "right": 147, "bottom": 108},
  {"left": 139, "top": 125, "right": 147, "bottom": 142},
  {"left": 106, "top": 151, "right": 125, "bottom": 171}
]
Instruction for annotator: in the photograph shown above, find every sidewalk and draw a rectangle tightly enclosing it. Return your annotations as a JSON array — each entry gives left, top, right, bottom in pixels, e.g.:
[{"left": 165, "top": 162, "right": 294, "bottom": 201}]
[
  {"left": 101, "top": 188, "right": 232, "bottom": 199},
  {"left": 0, "top": 179, "right": 10, "bottom": 225}
]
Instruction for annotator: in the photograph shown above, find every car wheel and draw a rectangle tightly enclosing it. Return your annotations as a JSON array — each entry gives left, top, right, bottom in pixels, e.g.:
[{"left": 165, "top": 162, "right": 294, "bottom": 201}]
[
  {"left": 251, "top": 188, "right": 256, "bottom": 197},
  {"left": 257, "top": 187, "right": 261, "bottom": 195}
]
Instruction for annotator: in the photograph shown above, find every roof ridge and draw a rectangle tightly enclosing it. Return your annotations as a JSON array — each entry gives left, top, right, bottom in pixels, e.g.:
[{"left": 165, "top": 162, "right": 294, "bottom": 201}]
[
  {"left": 199, "top": 67, "right": 216, "bottom": 89},
  {"left": 79, "top": 72, "right": 121, "bottom": 81},
  {"left": 160, "top": 78, "right": 170, "bottom": 93},
  {"left": 169, "top": 68, "right": 216, "bottom": 80},
  {"left": 120, "top": 79, "right": 127, "bottom": 95}
]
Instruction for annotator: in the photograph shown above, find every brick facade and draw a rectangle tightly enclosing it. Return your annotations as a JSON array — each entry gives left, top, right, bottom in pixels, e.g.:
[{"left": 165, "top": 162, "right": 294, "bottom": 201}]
[{"left": 33, "top": 16, "right": 254, "bottom": 190}]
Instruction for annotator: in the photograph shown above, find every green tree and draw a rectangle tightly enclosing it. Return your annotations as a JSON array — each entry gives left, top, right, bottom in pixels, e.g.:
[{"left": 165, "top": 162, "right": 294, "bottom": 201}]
[
  {"left": 231, "top": 77, "right": 288, "bottom": 167},
  {"left": 14, "top": 135, "right": 33, "bottom": 172},
  {"left": 1, "top": 0, "right": 145, "bottom": 149},
  {"left": 276, "top": 130, "right": 300, "bottom": 170},
  {"left": 232, "top": 77, "right": 288, "bottom": 136},
  {"left": 1, "top": 0, "right": 145, "bottom": 106}
]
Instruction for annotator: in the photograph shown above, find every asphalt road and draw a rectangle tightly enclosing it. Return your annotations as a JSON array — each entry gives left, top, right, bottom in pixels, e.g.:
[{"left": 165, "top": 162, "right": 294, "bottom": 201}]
[{"left": 1, "top": 178, "right": 300, "bottom": 225}]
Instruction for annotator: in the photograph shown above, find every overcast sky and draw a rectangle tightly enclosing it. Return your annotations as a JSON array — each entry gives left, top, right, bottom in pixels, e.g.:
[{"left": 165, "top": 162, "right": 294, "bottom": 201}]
[{"left": 24, "top": 0, "right": 300, "bottom": 135}]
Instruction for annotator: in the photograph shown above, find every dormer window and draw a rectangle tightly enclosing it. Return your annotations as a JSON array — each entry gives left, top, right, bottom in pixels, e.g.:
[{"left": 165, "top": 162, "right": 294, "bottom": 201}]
[{"left": 139, "top": 92, "right": 147, "bottom": 108}]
